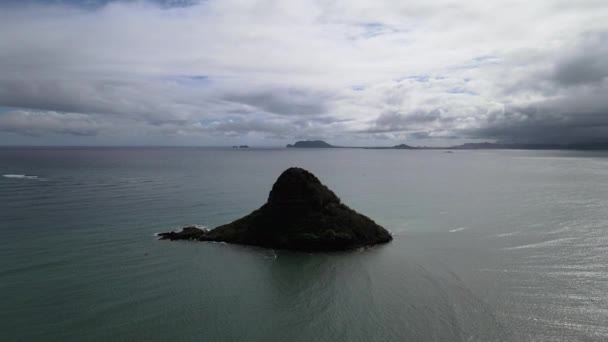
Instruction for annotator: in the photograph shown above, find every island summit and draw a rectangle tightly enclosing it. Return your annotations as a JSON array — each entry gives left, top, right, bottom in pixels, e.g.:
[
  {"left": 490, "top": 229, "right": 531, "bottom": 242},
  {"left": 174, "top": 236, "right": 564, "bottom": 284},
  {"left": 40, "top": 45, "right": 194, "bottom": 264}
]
[{"left": 159, "top": 167, "right": 392, "bottom": 252}]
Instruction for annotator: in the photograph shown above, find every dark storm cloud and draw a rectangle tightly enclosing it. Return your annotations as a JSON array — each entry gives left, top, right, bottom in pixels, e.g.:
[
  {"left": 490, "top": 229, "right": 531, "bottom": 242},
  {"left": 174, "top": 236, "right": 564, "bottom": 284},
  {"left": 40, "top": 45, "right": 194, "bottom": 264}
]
[
  {"left": 200, "top": 113, "right": 351, "bottom": 139},
  {"left": 463, "top": 32, "right": 608, "bottom": 143},
  {"left": 461, "top": 91, "right": 608, "bottom": 143},
  {"left": 407, "top": 131, "right": 430, "bottom": 139},
  {"left": 0, "top": 79, "right": 131, "bottom": 116},
  {"left": 0, "top": 110, "right": 102, "bottom": 136},
  {"left": 223, "top": 88, "right": 330, "bottom": 116},
  {"left": 359, "top": 110, "right": 443, "bottom": 133},
  {"left": 0, "top": 77, "right": 233, "bottom": 124},
  {"left": 292, "top": 116, "right": 353, "bottom": 126},
  {"left": 203, "top": 118, "right": 294, "bottom": 135},
  {"left": 553, "top": 33, "right": 608, "bottom": 87}
]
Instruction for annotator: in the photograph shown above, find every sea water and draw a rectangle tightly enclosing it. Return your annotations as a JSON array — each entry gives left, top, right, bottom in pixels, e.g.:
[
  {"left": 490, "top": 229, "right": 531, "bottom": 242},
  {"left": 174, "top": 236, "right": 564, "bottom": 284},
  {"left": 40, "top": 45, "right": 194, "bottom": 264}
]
[{"left": 1, "top": 147, "right": 607, "bottom": 341}]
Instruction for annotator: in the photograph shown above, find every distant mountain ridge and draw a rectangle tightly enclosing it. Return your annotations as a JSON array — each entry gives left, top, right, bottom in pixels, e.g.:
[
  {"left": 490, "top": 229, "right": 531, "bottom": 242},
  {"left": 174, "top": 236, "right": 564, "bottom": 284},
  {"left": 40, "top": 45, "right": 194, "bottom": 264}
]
[{"left": 286, "top": 140, "right": 608, "bottom": 150}]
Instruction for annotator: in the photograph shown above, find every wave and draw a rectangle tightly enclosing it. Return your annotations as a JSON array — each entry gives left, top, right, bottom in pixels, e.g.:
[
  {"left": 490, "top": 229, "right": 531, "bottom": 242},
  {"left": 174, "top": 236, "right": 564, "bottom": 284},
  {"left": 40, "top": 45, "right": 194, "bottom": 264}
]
[
  {"left": 504, "top": 237, "right": 574, "bottom": 250},
  {"left": 495, "top": 231, "right": 520, "bottom": 238},
  {"left": 449, "top": 227, "right": 468, "bottom": 233},
  {"left": 3, "top": 174, "right": 40, "bottom": 180}
]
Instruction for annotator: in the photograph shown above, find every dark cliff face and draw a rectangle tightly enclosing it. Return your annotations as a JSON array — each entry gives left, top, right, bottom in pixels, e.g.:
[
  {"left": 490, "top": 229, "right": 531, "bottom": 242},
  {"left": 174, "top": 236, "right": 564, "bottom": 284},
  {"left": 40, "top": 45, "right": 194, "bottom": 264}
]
[{"left": 159, "top": 167, "right": 392, "bottom": 252}]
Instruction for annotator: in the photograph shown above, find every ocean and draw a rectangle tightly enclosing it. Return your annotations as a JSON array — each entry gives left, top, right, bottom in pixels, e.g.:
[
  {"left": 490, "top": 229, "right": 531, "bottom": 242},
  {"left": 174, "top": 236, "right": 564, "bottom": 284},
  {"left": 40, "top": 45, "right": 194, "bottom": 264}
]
[{"left": 1, "top": 147, "right": 607, "bottom": 341}]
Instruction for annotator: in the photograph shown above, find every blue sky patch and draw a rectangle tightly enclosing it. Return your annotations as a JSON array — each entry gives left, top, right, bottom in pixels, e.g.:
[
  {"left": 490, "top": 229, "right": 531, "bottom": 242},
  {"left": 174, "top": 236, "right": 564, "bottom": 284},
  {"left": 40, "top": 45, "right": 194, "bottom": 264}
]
[
  {"left": 447, "top": 87, "right": 478, "bottom": 95},
  {"left": 171, "top": 75, "right": 210, "bottom": 87}
]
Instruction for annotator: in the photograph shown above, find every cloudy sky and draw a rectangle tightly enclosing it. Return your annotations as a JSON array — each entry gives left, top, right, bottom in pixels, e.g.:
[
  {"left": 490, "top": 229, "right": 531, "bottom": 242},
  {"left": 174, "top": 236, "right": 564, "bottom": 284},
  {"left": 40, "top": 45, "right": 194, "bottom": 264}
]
[{"left": 0, "top": 0, "right": 607, "bottom": 146}]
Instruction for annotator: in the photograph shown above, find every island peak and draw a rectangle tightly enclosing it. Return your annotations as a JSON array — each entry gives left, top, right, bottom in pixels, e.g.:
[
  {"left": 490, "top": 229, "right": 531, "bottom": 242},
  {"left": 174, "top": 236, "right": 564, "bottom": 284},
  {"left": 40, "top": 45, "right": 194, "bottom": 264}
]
[{"left": 159, "top": 167, "right": 392, "bottom": 251}]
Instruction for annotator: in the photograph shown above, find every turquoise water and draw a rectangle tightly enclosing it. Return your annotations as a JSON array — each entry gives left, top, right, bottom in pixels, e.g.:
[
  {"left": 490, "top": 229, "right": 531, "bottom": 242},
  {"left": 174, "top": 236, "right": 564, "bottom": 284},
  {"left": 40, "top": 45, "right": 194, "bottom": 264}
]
[{"left": 1, "top": 148, "right": 607, "bottom": 341}]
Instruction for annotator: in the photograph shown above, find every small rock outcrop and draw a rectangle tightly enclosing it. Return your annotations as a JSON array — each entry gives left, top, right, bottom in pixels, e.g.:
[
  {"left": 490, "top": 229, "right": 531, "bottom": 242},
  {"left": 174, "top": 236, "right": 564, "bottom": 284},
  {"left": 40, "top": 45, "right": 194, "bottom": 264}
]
[
  {"left": 158, "top": 226, "right": 208, "bottom": 240},
  {"left": 159, "top": 167, "right": 392, "bottom": 251}
]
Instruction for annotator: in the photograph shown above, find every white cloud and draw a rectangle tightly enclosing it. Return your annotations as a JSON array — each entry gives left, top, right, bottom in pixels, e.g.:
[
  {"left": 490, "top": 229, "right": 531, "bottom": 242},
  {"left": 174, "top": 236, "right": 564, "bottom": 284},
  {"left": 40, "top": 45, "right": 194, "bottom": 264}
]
[{"left": 0, "top": 0, "right": 607, "bottom": 145}]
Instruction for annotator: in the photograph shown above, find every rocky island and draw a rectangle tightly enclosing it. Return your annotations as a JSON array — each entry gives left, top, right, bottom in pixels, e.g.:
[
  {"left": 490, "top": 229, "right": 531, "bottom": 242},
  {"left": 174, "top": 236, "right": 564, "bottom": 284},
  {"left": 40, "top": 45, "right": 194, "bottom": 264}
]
[
  {"left": 286, "top": 140, "right": 335, "bottom": 148},
  {"left": 159, "top": 167, "right": 392, "bottom": 251}
]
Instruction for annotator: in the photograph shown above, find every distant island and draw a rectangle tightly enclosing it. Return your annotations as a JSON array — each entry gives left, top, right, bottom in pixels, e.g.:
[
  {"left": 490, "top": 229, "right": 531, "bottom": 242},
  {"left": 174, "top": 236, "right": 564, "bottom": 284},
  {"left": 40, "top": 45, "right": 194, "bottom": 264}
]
[
  {"left": 286, "top": 140, "right": 608, "bottom": 150},
  {"left": 285, "top": 140, "right": 414, "bottom": 149},
  {"left": 286, "top": 140, "right": 335, "bottom": 148},
  {"left": 159, "top": 167, "right": 392, "bottom": 252},
  {"left": 394, "top": 144, "right": 415, "bottom": 149}
]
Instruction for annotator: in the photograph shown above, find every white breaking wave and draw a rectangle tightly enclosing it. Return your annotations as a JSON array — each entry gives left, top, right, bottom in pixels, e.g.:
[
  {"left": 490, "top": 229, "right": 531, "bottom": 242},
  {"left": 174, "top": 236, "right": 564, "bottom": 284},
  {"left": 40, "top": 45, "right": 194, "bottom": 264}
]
[
  {"left": 505, "top": 237, "right": 575, "bottom": 250},
  {"left": 3, "top": 174, "right": 40, "bottom": 180},
  {"left": 449, "top": 227, "right": 468, "bottom": 233},
  {"left": 495, "top": 231, "right": 520, "bottom": 238}
]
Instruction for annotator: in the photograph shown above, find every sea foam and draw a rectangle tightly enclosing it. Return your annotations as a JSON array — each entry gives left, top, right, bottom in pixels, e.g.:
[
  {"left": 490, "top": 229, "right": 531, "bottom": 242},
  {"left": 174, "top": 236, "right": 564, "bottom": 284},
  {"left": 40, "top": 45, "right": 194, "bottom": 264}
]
[{"left": 3, "top": 174, "right": 40, "bottom": 180}]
